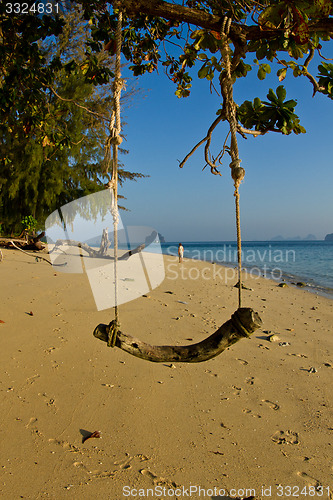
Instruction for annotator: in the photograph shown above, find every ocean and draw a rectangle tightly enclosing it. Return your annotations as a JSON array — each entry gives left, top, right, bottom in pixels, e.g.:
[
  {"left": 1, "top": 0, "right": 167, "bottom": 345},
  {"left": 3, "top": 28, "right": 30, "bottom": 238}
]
[{"left": 161, "top": 240, "right": 333, "bottom": 298}]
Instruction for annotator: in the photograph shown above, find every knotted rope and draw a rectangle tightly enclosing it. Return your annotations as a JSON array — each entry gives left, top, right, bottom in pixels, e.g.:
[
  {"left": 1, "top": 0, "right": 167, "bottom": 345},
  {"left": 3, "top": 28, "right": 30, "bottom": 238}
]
[
  {"left": 220, "top": 18, "right": 245, "bottom": 309},
  {"left": 105, "top": 9, "right": 123, "bottom": 346}
]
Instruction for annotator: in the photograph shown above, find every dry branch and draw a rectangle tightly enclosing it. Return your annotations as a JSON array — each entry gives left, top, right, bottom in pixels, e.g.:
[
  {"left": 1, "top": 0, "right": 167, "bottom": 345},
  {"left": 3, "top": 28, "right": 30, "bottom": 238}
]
[{"left": 93, "top": 307, "right": 262, "bottom": 363}]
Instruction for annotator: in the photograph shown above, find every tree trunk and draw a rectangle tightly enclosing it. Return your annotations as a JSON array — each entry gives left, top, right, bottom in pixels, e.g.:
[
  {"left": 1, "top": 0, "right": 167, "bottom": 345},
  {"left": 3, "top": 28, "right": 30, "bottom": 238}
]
[{"left": 93, "top": 307, "right": 262, "bottom": 363}]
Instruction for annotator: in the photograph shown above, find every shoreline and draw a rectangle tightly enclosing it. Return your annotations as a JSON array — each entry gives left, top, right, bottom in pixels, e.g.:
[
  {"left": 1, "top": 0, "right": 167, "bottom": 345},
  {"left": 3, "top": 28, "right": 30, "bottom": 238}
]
[
  {"left": 163, "top": 244, "right": 333, "bottom": 300},
  {"left": 60, "top": 238, "right": 333, "bottom": 298},
  {"left": 166, "top": 253, "right": 333, "bottom": 300}
]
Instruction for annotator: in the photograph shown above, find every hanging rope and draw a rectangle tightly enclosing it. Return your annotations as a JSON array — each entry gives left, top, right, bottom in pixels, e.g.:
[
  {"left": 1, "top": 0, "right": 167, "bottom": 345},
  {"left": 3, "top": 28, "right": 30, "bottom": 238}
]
[
  {"left": 106, "top": 9, "right": 123, "bottom": 347},
  {"left": 220, "top": 18, "right": 245, "bottom": 309}
]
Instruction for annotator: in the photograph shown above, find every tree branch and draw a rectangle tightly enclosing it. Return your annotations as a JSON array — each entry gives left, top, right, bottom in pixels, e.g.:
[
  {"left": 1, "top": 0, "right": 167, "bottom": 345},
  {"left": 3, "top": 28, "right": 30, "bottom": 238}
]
[
  {"left": 237, "top": 124, "right": 267, "bottom": 137},
  {"left": 179, "top": 114, "right": 224, "bottom": 173},
  {"left": 112, "top": 0, "right": 333, "bottom": 42},
  {"left": 48, "top": 86, "right": 112, "bottom": 123}
]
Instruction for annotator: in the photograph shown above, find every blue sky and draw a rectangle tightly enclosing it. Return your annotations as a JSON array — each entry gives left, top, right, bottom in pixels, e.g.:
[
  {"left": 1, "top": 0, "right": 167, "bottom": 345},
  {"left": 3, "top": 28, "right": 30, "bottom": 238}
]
[{"left": 116, "top": 53, "right": 333, "bottom": 242}]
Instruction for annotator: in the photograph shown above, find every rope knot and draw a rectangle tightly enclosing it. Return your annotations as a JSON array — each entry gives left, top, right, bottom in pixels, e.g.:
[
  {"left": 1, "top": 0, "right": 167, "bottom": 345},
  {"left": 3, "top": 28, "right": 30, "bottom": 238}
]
[
  {"left": 231, "top": 309, "right": 251, "bottom": 338},
  {"left": 230, "top": 159, "right": 245, "bottom": 188},
  {"left": 111, "top": 204, "right": 119, "bottom": 225},
  {"left": 107, "top": 319, "right": 119, "bottom": 347},
  {"left": 110, "top": 128, "right": 123, "bottom": 145}
]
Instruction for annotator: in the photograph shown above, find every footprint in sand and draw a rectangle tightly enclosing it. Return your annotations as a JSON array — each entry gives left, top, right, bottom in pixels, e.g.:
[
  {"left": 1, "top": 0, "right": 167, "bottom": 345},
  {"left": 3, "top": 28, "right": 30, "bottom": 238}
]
[
  {"left": 262, "top": 399, "right": 280, "bottom": 410},
  {"left": 48, "top": 438, "right": 81, "bottom": 453},
  {"left": 139, "top": 468, "right": 179, "bottom": 488},
  {"left": 237, "top": 358, "right": 248, "bottom": 365},
  {"left": 297, "top": 471, "right": 322, "bottom": 488},
  {"left": 38, "top": 392, "right": 57, "bottom": 412},
  {"left": 232, "top": 385, "right": 242, "bottom": 395},
  {"left": 205, "top": 369, "right": 218, "bottom": 377},
  {"left": 114, "top": 454, "right": 149, "bottom": 471},
  {"left": 246, "top": 377, "right": 255, "bottom": 385},
  {"left": 272, "top": 430, "right": 299, "bottom": 445},
  {"left": 73, "top": 461, "right": 86, "bottom": 469},
  {"left": 25, "top": 417, "right": 42, "bottom": 437},
  {"left": 242, "top": 408, "right": 261, "bottom": 418},
  {"left": 26, "top": 374, "right": 40, "bottom": 385},
  {"left": 25, "top": 417, "right": 38, "bottom": 428}
]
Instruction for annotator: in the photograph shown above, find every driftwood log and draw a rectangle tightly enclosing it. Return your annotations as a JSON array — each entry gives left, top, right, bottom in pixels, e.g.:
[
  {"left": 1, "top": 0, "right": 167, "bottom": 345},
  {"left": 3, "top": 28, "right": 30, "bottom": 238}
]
[
  {"left": 0, "top": 231, "right": 45, "bottom": 251},
  {"left": 51, "top": 230, "right": 158, "bottom": 261},
  {"left": 93, "top": 308, "right": 262, "bottom": 363}
]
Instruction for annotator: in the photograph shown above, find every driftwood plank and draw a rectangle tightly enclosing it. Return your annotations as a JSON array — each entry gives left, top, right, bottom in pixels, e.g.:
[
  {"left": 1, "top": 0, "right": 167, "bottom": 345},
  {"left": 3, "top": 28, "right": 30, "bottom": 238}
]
[{"left": 93, "top": 308, "right": 262, "bottom": 363}]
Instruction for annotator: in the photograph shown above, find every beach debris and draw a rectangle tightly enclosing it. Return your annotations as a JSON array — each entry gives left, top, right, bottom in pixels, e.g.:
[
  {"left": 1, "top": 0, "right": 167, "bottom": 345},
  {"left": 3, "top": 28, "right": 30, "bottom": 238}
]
[
  {"left": 324, "top": 362, "right": 332, "bottom": 367},
  {"left": 296, "top": 282, "right": 306, "bottom": 287},
  {"left": 82, "top": 430, "right": 101, "bottom": 444},
  {"left": 308, "top": 367, "right": 318, "bottom": 373},
  {"left": 27, "top": 311, "right": 34, "bottom": 316},
  {"left": 279, "top": 342, "right": 291, "bottom": 347},
  {"left": 0, "top": 319, "right": 5, "bottom": 324},
  {"left": 165, "top": 290, "right": 174, "bottom": 294},
  {"left": 177, "top": 300, "right": 187, "bottom": 304},
  {"left": 278, "top": 282, "right": 288, "bottom": 287},
  {"left": 286, "top": 328, "right": 294, "bottom": 332},
  {"left": 268, "top": 334, "right": 281, "bottom": 342},
  {"left": 166, "top": 363, "right": 176, "bottom": 369}
]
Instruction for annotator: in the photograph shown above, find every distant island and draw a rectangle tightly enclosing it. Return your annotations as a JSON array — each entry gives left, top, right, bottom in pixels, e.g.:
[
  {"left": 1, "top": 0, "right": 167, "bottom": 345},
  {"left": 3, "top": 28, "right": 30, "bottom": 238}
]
[
  {"left": 325, "top": 233, "right": 333, "bottom": 241},
  {"left": 271, "top": 234, "right": 317, "bottom": 241}
]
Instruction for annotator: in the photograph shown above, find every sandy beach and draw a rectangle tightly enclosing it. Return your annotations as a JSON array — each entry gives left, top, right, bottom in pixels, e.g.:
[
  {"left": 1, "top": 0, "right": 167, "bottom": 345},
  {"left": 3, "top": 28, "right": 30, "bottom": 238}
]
[{"left": 0, "top": 247, "right": 332, "bottom": 500}]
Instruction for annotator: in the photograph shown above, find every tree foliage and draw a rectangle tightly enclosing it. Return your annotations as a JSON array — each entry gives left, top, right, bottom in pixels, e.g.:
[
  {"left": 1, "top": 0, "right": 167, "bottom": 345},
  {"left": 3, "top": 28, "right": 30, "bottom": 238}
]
[
  {"left": 79, "top": 0, "right": 333, "bottom": 171},
  {"left": 0, "top": 3, "right": 144, "bottom": 234},
  {"left": 1, "top": 0, "right": 333, "bottom": 231}
]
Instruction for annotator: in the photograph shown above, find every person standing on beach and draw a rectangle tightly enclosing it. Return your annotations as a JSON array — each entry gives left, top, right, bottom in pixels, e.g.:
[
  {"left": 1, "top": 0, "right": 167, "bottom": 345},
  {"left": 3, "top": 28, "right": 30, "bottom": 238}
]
[{"left": 178, "top": 243, "right": 184, "bottom": 263}]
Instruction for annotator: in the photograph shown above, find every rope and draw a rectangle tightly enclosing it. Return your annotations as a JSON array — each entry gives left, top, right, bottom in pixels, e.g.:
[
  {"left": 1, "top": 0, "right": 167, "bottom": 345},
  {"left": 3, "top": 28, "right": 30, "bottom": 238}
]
[
  {"left": 231, "top": 309, "right": 251, "bottom": 338},
  {"left": 107, "top": 9, "right": 123, "bottom": 346},
  {"left": 220, "top": 19, "right": 245, "bottom": 309}
]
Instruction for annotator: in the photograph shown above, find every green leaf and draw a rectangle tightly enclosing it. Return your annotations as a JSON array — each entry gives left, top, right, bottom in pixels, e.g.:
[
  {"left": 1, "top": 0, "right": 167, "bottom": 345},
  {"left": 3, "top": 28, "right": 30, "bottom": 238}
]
[
  {"left": 253, "top": 97, "right": 262, "bottom": 110},
  {"left": 257, "top": 67, "right": 267, "bottom": 80},
  {"left": 276, "top": 85, "right": 287, "bottom": 102},
  {"left": 266, "top": 88, "right": 278, "bottom": 104},
  {"left": 198, "top": 65, "right": 209, "bottom": 79}
]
